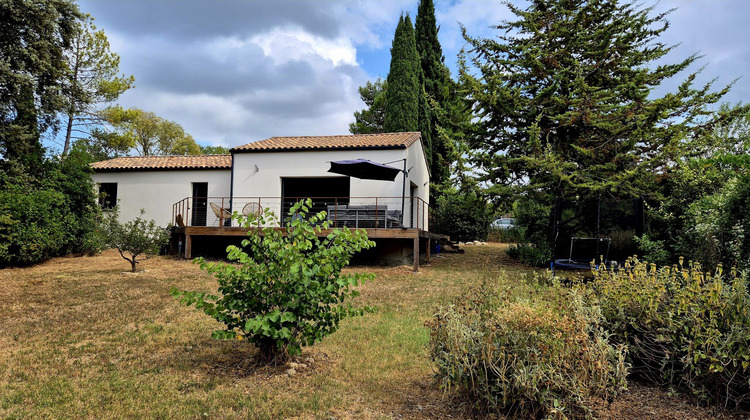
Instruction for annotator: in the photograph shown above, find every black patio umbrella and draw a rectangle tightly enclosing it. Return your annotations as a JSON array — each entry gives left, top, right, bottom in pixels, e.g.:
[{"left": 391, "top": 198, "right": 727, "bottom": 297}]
[
  {"left": 327, "top": 159, "right": 401, "bottom": 181},
  {"left": 328, "top": 158, "right": 408, "bottom": 227}
]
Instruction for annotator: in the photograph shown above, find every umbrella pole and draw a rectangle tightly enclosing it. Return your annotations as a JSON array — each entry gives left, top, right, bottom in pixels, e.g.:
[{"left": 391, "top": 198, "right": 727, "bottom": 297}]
[{"left": 400, "top": 159, "right": 406, "bottom": 227}]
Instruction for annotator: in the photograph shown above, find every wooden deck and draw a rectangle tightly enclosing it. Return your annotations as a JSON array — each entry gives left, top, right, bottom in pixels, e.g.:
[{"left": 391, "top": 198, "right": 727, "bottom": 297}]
[{"left": 173, "top": 226, "right": 446, "bottom": 271}]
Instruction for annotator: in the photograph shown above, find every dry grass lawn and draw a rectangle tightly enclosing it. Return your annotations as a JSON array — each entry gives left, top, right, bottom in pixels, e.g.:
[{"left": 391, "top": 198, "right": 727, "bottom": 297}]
[{"left": 0, "top": 244, "right": 745, "bottom": 419}]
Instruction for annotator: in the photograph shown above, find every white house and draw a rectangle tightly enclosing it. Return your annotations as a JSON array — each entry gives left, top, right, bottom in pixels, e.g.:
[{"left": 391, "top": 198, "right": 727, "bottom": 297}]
[
  {"left": 91, "top": 154, "right": 232, "bottom": 226},
  {"left": 92, "top": 132, "right": 429, "bottom": 228},
  {"left": 91, "top": 132, "right": 436, "bottom": 269}
]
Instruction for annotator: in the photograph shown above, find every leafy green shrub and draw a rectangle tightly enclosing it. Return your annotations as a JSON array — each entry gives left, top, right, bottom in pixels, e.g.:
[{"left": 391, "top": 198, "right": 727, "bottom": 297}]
[
  {"left": 583, "top": 258, "right": 750, "bottom": 408},
  {"left": 487, "top": 226, "right": 521, "bottom": 243},
  {"left": 505, "top": 198, "right": 552, "bottom": 266},
  {"left": 0, "top": 155, "right": 100, "bottom": 267},
  {"left": 101, "top": 208, "right": 169, "bottom": 272},
  {"left": 677, "top": 175, "right": 750, "bottom": 272},
  {"left": 431, "top": 189, "right": 493, "bottom": 242},
  {"left": 55, "top": 149, "right": 104, "bottom": 255},
  {"left": 0, "top": 184, "right": 69, "bottom": 265},
  {"left": 634, "top": 234, "right": 670, "bottom": 266},
  {"left": 428, "top": 281, "right": 628, "bottom": 418},
  {"left": 172, "top": 199, "right": 375, "bottom": 364},
  {"left": 506, "top": 243, "right": 551, "bottom": 267},
  {"left": 644, "top": 156, "right": 749, "bottom": 271}
]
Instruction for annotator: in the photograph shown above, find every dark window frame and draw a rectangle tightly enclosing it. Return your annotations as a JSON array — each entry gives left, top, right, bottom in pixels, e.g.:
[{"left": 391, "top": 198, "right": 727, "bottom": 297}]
[{"left": 98, "top": 183, "right": 118, "bottom": 209}]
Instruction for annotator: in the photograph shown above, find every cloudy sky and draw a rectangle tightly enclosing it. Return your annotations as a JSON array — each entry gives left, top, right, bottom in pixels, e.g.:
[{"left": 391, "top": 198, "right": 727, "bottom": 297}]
[{"left": 73, "top": 0, "right": 750, "bottom": 150}]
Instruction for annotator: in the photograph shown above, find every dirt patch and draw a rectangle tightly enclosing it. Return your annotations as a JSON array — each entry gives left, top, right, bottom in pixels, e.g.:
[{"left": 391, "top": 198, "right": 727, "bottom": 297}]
[{"left": 593, "top": 381, "right": 747, "bottom": 420}]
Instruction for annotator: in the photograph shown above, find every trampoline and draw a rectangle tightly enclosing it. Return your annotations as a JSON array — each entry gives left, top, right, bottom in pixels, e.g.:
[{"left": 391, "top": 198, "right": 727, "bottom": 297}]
[
  {"left": 550, "top": 196, "right": 644, "bottom": 273},
  {"left": 553, "top": 237, "right": 611, "bottom": 269}
]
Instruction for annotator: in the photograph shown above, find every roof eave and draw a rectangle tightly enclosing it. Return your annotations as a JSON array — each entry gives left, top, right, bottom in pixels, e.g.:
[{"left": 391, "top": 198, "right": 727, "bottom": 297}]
[
  {"left": 230, "top": 144, "right": 408, "bottom": 154},
  {"left": 91, "top": 166, "right": 231, "bottom": 173}
]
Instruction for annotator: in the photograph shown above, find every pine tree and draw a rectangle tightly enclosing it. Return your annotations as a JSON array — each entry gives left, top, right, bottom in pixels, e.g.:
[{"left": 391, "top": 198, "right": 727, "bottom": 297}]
[
  {"left": 384, "top": 14, "right": 419, "bottom": 133},
  {"left": 461, "top": 0, "right": 737, "bottom": 202},
  {"left": 349, "top": 78, "right": 387, "bottom": 134},
  {"left": 61, "top": 14, "right": 134, "bottom": 156}
]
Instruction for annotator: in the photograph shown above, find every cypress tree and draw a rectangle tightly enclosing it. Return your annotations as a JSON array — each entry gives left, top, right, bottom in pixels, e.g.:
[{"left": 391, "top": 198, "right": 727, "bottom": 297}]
[
  {"left": 418, "top": 80, "right": 432, "bottom": 169},
  {"left": 416, "top": 0, "right": 446, "bottom": 107},
  {"left": 416, "top": 0, "right": 460, "bottom": 188},
  {"left": 384, "top": 14, "right": 419, "bottom": 133}
]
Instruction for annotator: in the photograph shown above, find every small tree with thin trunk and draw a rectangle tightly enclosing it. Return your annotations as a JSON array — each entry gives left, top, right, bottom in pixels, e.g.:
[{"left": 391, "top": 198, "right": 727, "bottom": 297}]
[
  {"left": 102, "top": 208, "right": 169, "bottom": 272},
  {"left": 172, "top": 199, "right": 375, "bottom": 365}
]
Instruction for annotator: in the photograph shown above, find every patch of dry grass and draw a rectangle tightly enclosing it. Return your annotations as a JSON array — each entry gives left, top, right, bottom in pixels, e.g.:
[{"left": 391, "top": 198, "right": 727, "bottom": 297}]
[
  {"left": 1, "top": 247, "right": 511, "bottom": 419},
  {"left": 1, "top": 244, "right": 742, "bottom": 419}
]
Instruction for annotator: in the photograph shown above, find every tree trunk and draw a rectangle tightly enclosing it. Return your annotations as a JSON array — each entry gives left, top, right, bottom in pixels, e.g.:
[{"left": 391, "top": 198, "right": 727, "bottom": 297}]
[
  {"left": 130, "top": 259, "right": 137, "bottom": 272},
  {"left": 62, "top": 113, "right": 74, "bottom": 157},
  {"left": 256, "top": 339, "right": 288, "bottom": 365}
]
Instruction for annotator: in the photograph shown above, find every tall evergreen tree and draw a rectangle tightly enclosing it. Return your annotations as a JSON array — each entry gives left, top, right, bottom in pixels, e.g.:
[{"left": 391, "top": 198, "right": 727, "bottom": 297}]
[
  {"left": 0, "top": 0, "right": 82, "bottom": 166},
  {"left": 416, "top": 0, "right": 446, "bottom": 107},
  {"left": 384, "top": 14, "right": 419, "bottom": 133},
  {"left": 416, "top": 0, "right": 463, "bottom": 188},
  {"left": 417, "top": 79, "right": 433, "bottom": 169},
  {"left": 3, "top": 84, "right": 42, "bottom": 169},
  {"left": 460, "top": 0, "right": 737, "bottom": 203}
]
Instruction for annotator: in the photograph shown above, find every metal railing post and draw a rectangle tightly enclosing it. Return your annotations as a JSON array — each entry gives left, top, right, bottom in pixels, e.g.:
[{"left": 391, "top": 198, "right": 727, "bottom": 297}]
[{"left": 416, "top": 197, "right": 419, "bottom": 230}]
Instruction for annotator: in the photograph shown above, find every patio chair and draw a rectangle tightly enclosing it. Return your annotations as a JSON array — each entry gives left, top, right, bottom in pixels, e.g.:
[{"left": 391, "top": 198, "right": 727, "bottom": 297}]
[
  {"left": 241, "top": 202, "right": 263, "bottom": 218},
  {"left": 209, "top": 202, "right": 231, "bottom": 226}
]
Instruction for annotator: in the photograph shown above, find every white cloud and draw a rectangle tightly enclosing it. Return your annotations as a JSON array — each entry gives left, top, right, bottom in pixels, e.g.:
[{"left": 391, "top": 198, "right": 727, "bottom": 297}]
[{"left": 249, "top": 26, "right": 358, "bottom": 67}]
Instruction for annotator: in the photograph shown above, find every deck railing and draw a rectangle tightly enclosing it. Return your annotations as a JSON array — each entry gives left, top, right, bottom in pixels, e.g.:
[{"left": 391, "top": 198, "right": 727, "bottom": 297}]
[{"left": 172, "top": 196, "right": 429, "bottom": 231}]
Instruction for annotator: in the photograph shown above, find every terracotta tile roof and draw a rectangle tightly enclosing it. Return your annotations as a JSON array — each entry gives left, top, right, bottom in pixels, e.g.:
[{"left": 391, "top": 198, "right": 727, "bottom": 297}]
[
  {"left": 231, "top": 132, "right": 421, "bottom": 152},
  {"left": 91, "top": 155, "right": 232, "bottom": 171}
]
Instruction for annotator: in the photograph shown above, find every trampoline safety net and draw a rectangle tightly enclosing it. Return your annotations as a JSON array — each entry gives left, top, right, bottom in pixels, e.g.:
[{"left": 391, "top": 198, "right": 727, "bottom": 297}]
[{"left": 552, "top": 197, "right": 644, "bottom": 268}]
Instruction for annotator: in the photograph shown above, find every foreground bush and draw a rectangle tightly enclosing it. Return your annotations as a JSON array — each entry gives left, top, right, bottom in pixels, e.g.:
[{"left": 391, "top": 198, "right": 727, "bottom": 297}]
[
  {"left": 583, "top": 258, "right": 750, "bottom": 408},
  {"left": 428, "top": 281, "right": 627, "bottom": 418},
  {"left": 173, "top": 199, "right": 375, "bottom": 364}
]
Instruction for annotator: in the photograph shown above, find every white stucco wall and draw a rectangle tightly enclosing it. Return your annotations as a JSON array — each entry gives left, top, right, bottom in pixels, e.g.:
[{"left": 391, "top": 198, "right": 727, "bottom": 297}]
[
  {"left": 91, "top": 141, "right": 431, "bottom": 230},
  {"left": 232, "top": 143, "right": 430, "bottom": 228},
  {"left": 92, "top": 169, "right": 231, "bottom": 227}
]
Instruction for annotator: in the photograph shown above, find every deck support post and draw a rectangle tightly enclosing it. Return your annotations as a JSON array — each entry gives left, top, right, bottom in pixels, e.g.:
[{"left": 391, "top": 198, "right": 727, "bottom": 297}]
[
  {"left": 413, "top": 237, "right": 419, "bottom": 272},
  {"left": 425, "top": 238, "right": 430, "bottom": 263},
  {"left": 184, "top": 234, "right": 192, "bottom": 259}
]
